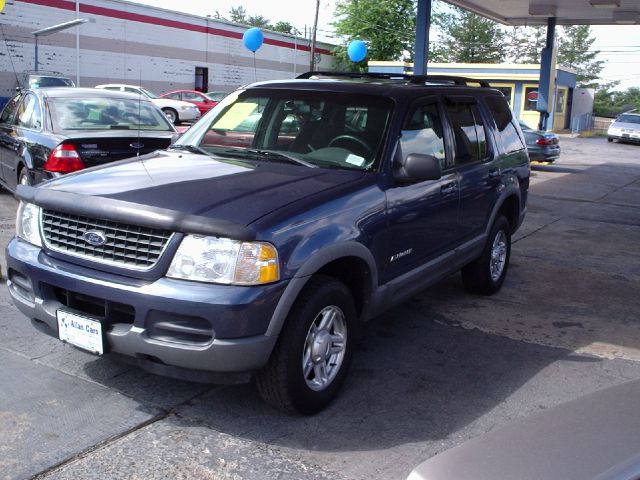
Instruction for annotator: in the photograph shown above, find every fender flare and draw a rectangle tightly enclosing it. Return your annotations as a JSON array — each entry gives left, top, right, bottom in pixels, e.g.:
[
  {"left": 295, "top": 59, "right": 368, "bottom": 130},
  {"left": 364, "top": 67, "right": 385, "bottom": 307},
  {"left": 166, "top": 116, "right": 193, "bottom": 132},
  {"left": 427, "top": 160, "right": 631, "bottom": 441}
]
[{"left": 265, "top": 241, "right": 378, "bottom": 337}]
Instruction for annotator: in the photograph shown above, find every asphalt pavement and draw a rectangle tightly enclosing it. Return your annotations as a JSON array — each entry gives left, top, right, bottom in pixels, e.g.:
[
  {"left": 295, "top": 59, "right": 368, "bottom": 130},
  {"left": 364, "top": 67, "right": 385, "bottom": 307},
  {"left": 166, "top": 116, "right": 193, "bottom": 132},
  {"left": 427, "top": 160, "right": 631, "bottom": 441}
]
[{"left": 1, "top": 135, "right": 640, "bottom": 480}]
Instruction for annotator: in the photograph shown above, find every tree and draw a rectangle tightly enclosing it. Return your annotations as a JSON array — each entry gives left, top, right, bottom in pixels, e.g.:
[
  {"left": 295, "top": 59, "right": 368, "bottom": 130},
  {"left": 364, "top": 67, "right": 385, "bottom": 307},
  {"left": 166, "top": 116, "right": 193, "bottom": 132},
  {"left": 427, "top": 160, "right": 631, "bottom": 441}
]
[
  {"left": 228, "top": 6, "right": 247, "bottom": 24},
  {"left": 272, "top": 21, "right": 294, "bottom": 35},
  {"left": 557, "top": 25, "right": 604, "bottom": 88},
  {"left": 594, "top": 86, "right": 640, "bottom": 117},
  {"left": 247, "top": 14, "right": 271, "bottom": 29},
  {"left": 331, "top": 0, "right": 416, "bottom": 71},
  {"left": 431, "top": 5, "right": 507, "bottom": 63},
  {"left": 507, "top": 26, "right": 546, "bottom": 64}
]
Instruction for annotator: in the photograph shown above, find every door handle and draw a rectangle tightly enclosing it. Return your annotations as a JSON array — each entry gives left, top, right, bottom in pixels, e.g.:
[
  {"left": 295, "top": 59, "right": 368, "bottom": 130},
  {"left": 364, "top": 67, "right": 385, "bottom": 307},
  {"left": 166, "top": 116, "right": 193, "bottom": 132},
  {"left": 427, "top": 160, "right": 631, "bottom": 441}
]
[
  {"left": 488, "top": 168, "right": 501, "bottom": 178},
  {"left": 440, "top": 182, "right": 458, "bottom": 195}
]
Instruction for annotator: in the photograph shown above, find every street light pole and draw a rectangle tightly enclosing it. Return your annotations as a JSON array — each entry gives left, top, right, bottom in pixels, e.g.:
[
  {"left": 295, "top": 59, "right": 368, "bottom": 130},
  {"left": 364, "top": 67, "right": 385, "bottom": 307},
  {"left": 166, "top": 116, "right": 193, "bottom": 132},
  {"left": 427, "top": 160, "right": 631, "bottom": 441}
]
[{"left": 32, "top": 18, "right": 88, "bottom": 73}]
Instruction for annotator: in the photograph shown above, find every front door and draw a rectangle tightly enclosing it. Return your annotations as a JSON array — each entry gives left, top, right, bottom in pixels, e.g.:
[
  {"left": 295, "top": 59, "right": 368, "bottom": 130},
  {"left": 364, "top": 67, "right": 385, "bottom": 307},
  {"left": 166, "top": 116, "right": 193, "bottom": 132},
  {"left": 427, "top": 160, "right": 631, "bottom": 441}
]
[{"left": 384, "top": 98, "right": 459, "bottom": 282}]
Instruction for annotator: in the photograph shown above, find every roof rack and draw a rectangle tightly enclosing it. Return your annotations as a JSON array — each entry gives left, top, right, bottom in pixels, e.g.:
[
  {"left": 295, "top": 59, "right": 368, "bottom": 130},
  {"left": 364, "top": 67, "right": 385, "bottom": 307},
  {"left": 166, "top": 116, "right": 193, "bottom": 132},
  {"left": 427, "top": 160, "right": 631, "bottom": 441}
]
[{"left": 296, "top": 71, "right": 492, "bottom": 89}]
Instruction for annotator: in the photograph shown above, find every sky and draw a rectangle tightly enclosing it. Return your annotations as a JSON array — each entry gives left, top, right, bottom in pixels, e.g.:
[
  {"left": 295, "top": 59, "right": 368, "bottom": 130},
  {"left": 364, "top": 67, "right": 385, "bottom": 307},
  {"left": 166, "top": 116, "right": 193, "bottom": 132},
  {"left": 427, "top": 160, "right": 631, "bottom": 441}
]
[{"left": 135, "top": 0, "right": 640, "bottom": 90}]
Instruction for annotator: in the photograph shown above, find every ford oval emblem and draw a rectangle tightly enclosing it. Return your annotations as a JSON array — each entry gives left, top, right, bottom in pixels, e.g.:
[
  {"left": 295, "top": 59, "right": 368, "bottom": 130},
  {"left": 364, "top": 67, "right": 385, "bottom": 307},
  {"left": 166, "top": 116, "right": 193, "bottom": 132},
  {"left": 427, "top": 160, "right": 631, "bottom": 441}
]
[
  {"left": 130, "top": 142, "right": 145, "bottom": 149},
  {"left": 82, "top": 230, "right": 107, "bottom": 246}
]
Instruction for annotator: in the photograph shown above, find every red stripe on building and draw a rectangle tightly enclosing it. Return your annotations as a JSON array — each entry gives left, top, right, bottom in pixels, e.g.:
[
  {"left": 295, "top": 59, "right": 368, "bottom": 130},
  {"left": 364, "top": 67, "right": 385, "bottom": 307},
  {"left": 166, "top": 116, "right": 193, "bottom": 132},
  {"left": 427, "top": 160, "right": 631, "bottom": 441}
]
[{"left": 16, "top": 0, "right": 333, "bottom": 55}]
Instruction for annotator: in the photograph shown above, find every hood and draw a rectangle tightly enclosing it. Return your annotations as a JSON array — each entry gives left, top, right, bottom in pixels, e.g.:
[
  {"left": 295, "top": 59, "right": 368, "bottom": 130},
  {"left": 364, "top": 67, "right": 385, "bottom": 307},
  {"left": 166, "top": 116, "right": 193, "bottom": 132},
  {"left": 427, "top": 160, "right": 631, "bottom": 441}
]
[{"left": 40, "top": 150, "right": 365, "bottom": 226}]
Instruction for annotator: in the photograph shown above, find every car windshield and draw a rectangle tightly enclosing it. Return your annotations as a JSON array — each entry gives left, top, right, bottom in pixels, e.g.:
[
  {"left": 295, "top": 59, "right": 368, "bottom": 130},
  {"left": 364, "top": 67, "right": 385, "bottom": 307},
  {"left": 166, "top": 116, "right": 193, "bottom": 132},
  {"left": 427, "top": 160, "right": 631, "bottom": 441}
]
[
  {"left": 139, "top": 87, "right": 159, "bottom": 99},
  {"left": 29, "top": 76, "right": 74, "bottom": 88},
  {"left": 177, "top": 89, "right": 393, "bottom": 171},
  {"left": 616, "top": 114, "right": 640, "bottom": 124},
  {"left": 48, "top": 97, "right": 173, "bottom": 132},
  {"left": 206, "top": 91, "right": 227, "bottom": 102}
]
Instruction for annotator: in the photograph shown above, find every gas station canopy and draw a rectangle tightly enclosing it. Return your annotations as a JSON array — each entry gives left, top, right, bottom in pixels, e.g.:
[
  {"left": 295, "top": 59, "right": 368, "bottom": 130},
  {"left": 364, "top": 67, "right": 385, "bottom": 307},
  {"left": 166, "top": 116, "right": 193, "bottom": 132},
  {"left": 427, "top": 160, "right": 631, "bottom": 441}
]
[{"left": 445, "top": 0, "right": 640, "bottom": 25}]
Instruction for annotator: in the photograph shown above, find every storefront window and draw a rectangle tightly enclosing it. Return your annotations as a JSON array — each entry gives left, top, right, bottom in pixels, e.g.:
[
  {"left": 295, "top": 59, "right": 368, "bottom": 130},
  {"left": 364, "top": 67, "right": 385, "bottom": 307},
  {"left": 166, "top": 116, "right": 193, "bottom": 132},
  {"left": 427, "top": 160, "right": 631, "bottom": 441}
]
[
  {"left": 555, "top": 89, "right": 566, "bottom": 113},
  {"left": 524, "top": 87, "right": 538, "bottom": 111}
]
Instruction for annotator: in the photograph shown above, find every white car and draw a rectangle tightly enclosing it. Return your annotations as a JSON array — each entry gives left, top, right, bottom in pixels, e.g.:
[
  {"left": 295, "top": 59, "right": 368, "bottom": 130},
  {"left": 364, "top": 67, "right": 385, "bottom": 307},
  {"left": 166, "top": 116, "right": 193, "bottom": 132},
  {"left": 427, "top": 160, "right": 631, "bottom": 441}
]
[
  {"left": 607, "top": 112, "right": 640, "bottom": 144},
  {"left": 94, "top": 84, "right": 200, "bottom": 124}
]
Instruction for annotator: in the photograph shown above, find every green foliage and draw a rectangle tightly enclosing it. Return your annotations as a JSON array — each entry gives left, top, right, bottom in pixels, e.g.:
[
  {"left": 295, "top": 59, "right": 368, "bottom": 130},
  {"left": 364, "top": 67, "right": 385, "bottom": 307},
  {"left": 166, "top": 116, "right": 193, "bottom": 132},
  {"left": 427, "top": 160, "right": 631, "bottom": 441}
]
[
  {"left": 431, "top": 4, "right": 507, "bottom": 63},
  {"left": 331, "top": 0, "right": 416, "bottom": 71},
  {"left": 272, "top": 21, "right": 294, "bottom": 35},
  {"left": 228, "top": 6, "right": 247, "bottom": 24},
  {"left": 594, "top": 86, "right": 640, "bottom": 117},
  {"left": 247, "top": 14, "right": 271, "bottom": 29},
  {"left": 216, "top": 6, "right": 294, "bottom": 34},
  {"left": 507, "top": 26, "right": 546, "bottom": 64},
  {"left": 557, "top": 25, "right": 604, "bottom": 88}
]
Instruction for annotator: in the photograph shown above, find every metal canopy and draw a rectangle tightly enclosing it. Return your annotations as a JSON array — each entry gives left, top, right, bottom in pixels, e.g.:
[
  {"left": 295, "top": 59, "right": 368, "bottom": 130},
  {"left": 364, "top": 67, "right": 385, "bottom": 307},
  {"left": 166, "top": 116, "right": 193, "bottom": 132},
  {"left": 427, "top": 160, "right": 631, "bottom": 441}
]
[{"left": 445, "top": 0, "right": 640, "bottom": 25}]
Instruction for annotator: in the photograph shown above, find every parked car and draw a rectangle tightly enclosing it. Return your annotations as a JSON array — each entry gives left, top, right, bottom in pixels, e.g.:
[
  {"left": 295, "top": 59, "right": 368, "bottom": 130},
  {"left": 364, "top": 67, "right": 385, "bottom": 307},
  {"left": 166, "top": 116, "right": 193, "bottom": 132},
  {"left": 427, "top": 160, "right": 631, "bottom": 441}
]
[
  {"left": 160, "top": 89, "right": 224, "bottom": 116},
  {"left": 0, "top": 87, "right": 176, "bottom": 191},
  {"left": 94, "top": 84, "right": 200, "bottom": 125},
  {"left": 519, "top": 121, "right": 560, "bottom": 162},
  {"left": 407, "top": 379, "right": 640, "bottom": 480},
  {"left": 205, "top": 91, "right": 229, "bottom": 103},
  {"left": 7, "top": 72, "right": 530, "bottom": 415},
  {"left": 607, "top": 112, "right": 640, "bottom": 144},
  {"left": 16, "top": 70, "right": 75, "bottom": 91}
]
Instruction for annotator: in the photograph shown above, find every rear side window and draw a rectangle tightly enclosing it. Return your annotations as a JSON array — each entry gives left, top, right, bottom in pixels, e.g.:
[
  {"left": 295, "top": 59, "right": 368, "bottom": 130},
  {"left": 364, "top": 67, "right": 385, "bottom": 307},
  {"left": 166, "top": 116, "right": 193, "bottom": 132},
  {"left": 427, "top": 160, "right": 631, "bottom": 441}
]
[
  {"left": 485, "top": 95, "right": 525, "bottom": 154},
  {"left": 0, "top": 94, "right": 21, "bottom": 124},
  {"left": 444, "top": 100, "right": 488, "bottom": 165}
]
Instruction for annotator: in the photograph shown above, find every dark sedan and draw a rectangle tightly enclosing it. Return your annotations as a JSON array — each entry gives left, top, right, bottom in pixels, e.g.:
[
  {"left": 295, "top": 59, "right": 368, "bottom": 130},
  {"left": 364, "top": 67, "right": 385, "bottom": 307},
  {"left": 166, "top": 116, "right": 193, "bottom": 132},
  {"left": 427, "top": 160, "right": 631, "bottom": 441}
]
[
  {"left": 0, "top": 87, "right": 176, "bottom": 192},
  {"left": 519, "top": 121, "right": 560, "bottom": 162}
]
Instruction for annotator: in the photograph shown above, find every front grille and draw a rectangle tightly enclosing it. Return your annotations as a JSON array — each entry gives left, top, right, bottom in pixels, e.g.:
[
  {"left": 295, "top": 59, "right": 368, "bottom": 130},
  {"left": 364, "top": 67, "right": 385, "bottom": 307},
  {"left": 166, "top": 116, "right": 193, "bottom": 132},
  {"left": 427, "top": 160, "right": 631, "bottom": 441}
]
[{"left": 42, "top": 209, "right": 173, "bottom": 270}]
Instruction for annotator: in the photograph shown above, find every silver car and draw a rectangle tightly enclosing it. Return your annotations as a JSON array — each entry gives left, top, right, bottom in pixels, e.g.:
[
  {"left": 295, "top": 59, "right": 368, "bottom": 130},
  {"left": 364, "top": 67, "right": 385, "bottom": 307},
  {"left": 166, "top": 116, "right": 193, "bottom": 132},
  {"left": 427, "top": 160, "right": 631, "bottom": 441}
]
[{"left": 607, "top": 112, "right": 640, "bottom": 144}]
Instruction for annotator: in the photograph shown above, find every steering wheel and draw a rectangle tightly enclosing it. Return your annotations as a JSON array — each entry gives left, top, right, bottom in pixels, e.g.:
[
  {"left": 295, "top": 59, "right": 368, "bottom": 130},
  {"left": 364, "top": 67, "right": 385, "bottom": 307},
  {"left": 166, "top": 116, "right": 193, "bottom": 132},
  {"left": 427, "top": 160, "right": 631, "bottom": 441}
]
[{"left": 328, "top": 134, "right": 373, "bottom": 156}]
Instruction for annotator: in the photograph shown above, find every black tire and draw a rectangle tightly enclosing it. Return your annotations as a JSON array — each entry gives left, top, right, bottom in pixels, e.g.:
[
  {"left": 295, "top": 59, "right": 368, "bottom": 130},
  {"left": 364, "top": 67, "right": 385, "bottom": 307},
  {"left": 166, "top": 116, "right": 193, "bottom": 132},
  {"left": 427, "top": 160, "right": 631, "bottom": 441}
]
[
  {"left": 607, "top": 137, "right": 613, "bottom": 143},
  {"left": 256, "top": 275, "right": 357, "bottom": 415},
  {"left": 18, "top": 167, "right": 31, "bottom": 187},
  {"left": 461, "top": 215, "right": 511, "bottom": 296},
  {"left": 162, "top": 108, "right": 178, "bottom": 125}
]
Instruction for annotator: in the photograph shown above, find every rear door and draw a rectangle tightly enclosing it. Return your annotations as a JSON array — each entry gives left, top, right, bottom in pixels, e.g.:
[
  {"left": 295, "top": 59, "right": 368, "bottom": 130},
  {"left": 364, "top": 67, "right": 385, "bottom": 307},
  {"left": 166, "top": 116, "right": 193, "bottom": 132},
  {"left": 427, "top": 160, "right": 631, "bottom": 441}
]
[{"left": 443, "top": 96, "right": 499, "bottom": 243}]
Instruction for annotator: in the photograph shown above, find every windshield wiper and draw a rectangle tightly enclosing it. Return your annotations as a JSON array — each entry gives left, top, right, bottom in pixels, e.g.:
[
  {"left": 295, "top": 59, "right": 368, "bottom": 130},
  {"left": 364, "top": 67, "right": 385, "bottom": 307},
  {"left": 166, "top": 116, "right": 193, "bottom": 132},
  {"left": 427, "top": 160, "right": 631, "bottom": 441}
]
[
  {"left": 169, "top": 144, "right": 212, "bottom": 156},
  {"left": 238, "top": 149, "right": 317, "bottom": 168}
]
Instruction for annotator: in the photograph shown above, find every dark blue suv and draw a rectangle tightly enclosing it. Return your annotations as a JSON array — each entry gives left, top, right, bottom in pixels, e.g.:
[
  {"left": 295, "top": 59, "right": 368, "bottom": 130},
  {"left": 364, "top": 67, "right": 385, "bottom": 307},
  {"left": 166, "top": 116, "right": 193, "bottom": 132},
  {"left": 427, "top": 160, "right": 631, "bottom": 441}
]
[{"left": 6, "top": 72, "right": 530, "bottom": 414}]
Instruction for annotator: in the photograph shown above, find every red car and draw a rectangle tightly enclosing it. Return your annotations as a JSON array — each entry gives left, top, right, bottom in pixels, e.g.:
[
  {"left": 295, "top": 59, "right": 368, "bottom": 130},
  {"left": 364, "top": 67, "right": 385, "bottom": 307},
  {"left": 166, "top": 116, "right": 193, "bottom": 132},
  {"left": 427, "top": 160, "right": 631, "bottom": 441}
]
[{"left": 160, "top": 90, "right": 227, "bottom": 116}]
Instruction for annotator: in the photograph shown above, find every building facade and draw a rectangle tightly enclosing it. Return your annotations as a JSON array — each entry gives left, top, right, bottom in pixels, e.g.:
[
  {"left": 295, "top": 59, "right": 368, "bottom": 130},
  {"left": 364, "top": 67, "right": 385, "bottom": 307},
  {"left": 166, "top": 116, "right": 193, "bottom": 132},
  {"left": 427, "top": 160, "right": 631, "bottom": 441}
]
[
  {"left": 0, "top": 0, "right": 335, "bottom": 99},
  {"left": 369, "top": 61, "right": 589, "bottom": 132}
]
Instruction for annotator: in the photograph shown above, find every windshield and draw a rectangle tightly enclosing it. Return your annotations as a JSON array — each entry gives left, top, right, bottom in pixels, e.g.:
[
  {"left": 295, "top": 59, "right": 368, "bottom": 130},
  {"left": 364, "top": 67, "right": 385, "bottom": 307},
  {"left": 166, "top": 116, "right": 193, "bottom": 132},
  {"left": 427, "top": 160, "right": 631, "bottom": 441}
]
[
  {"left": 616, "top": 114, "right": 640, "bottom": 125},
  {"left": 48, "top": 97, "right": 174, "bottom": 132},
  {"left": 206, "top": 91, "right": 227, "bottom": 102},
  {"left": 177, "top": 89, "right": 393, "bottom": 171},
  {"left": 29, "top": 76, "right": 74, "bottom": 88},
  {"left": 139, "top": 87, "right": 159, "bottom": 99}
]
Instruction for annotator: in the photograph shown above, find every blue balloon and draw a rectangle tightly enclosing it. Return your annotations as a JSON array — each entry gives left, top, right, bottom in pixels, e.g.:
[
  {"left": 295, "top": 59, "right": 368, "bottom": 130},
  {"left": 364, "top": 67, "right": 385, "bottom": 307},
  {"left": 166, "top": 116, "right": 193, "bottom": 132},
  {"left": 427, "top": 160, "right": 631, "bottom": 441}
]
[
  {"left": 243, "top": 27, "right": 264, "bottom": 52},
  {"left": 347, "top": 40, "right": 367, "bottom": 63}
]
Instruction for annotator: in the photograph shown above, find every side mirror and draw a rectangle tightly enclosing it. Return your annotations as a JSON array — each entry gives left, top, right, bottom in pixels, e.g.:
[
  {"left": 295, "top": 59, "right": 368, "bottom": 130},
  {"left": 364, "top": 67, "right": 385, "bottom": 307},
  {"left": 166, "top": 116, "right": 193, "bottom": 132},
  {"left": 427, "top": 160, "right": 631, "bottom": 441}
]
[{"left": 394, "top": 153, "right": 442, "bottom": 182}]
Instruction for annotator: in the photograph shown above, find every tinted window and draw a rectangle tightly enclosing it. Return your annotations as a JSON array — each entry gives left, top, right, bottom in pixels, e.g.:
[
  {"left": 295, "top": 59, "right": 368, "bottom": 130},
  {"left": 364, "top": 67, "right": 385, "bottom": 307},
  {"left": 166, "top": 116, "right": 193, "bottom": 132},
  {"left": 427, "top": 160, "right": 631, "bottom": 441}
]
[
  {"left": 485, "top": 95, "right": 525, "bottom": 154},
  {"left": 187, "top": 90, "right": 392, "bottom": 171},
  {"left": 48, "top": 97, "right": 172, "bottom": 131},
  {"left": 0, "top": 94, "right": 21, "bottom": 124},
  {"left": 399, "top": 102, "right": 446, "bottom": 169},
  {"left": 445, "top": 101, "right": 488, "bottom": 165},
  {"left": 16, "top": 94, "right": 42, "bottom": 129},
  {"left": 29, "top": 76, "right": 74, "bottom": 88}
]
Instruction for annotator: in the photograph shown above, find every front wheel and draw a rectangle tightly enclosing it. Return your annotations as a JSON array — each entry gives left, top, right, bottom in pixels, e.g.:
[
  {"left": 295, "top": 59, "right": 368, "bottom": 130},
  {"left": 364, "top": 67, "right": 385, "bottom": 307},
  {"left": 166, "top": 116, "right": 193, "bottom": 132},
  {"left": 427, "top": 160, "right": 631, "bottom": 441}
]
[
  {"left": 162, "top": 108, "right": 178, "bottom": 124},
  {"left": 461, "top": 215, "right": 511, "bottom": 295},
  {"left": 256, "top": 275, "right": 357, "bottom": 415}
]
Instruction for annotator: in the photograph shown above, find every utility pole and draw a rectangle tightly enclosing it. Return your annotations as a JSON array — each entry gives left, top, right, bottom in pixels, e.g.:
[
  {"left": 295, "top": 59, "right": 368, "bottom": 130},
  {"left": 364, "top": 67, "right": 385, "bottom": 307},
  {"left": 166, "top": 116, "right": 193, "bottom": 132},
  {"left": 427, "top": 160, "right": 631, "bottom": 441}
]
[{"left": 309, "top": 0, "right": 319, "bottom": 71}]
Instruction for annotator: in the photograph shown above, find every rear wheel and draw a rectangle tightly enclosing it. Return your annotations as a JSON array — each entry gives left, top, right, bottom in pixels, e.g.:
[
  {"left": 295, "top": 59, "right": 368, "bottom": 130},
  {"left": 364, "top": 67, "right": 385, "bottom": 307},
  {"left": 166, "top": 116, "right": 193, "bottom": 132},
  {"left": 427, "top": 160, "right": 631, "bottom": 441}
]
[
  {"left": 461, "top": 215, "right": 511, "bottom": 295},
  {"left": 607, "top": 137, "right": 613, "bottom": 143},
  {"left": 256, "top": 275, "right": 356, "bottom": 415}
]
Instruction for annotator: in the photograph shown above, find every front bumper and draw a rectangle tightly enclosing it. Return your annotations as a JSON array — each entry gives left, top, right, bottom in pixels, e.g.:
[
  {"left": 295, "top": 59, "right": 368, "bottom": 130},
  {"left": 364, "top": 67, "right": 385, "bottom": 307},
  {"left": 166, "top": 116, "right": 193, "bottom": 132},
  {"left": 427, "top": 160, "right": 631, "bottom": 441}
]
[
  {"left": 528, "top": 145, "right": 560, "bottom": 162},
  {"left": 179, "top": 109, "right": 201, "bottom": 121},
  {"left": 6, "top": 238, "right": 285, "bottom": 381},
  {"left": 609, "top": 132, "right": 640, "bottom": 143}
]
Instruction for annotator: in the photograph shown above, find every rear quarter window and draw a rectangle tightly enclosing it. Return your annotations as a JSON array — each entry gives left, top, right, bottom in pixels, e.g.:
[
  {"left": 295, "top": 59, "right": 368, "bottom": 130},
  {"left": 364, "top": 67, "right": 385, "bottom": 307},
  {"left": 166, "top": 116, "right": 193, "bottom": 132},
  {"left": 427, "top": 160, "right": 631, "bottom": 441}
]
[{"left": 485, "top": 95, "right": 526, "bottom": 154}]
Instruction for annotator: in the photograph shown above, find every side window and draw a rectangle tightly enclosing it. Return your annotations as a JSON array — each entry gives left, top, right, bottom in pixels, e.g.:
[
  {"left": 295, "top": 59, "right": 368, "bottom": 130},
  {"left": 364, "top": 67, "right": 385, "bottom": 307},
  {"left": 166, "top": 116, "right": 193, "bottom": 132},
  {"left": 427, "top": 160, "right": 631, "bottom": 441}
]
[
  {"left": 182, "top": 92, "right": 202, "bottom": 102},
  {"left": 165, "top": 92, "right": 182, "bottom": 100},
  {"left": 444, "top": 100, "right": 488, "bottom": 165},
  {"left": 485, "top": 95, "right": 525, "bottom": 154},
  {"left": 0, "top": 94, "right": 21, "bottom": 124},
  {"left": 16, "top": 94, "right": 42, "bottom": 129},
  {"left": 124, "top": 87, "right": 139, "bottom": 94},
  {"left": 399, "top": 102, "right": 447, "bottom": 169},
  {"left": 103, "top": 86, "right": 121, "bottom": 92}
]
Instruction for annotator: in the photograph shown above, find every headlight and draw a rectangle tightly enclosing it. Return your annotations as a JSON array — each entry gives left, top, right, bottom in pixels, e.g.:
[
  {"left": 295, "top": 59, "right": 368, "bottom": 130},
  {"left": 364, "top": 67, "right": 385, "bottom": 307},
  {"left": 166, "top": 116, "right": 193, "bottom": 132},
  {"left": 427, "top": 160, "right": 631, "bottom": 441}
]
[
  {"left": 608, "top": 127, "right": 621, "bottom": 135},
  {"left": 16, "top": 201, "right": 42, "bottom": 247},
  {"left": 166, "top": 235, "right": 279, "bottom": 285}
]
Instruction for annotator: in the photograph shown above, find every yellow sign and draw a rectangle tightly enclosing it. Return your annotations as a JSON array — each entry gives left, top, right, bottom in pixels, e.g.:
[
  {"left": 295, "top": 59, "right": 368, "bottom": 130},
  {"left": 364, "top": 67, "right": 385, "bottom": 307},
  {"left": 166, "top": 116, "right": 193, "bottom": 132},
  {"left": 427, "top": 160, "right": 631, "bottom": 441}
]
[
  {"left": 0, "top": 0, "right": 5, "bottom": 12},
  {"left": 212, "top": 103, "right": 257, "bottom": 130}
]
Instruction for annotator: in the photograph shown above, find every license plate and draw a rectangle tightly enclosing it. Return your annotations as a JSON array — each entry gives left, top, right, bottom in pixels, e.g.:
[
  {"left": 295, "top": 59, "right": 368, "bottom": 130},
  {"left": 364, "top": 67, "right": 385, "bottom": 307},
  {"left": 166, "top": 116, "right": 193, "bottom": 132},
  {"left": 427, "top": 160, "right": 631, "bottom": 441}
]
[{"left": 57, "top": 310, "right": 104, "bottom": 355}]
